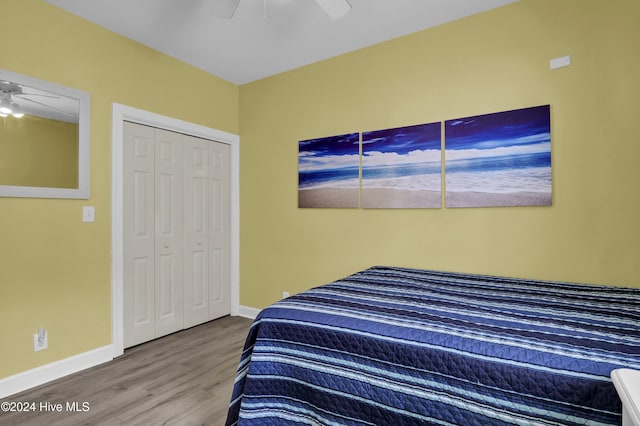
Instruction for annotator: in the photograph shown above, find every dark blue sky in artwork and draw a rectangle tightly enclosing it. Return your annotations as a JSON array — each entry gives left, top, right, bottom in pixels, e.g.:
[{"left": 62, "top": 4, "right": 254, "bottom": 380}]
[
  {"left": 362, "top": 122, "right": 441, "bottom": 154},
  {"left": 445, "top": 105, "right": 551, "bottom": 150},
  {"left": 298, "top": 132, "right": 359, "bottom": 158}
]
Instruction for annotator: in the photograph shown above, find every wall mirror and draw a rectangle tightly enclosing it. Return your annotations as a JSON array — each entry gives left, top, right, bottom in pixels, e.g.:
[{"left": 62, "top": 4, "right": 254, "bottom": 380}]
[{"left": 0, "top": 69, "right": 89, "bottom": 199}]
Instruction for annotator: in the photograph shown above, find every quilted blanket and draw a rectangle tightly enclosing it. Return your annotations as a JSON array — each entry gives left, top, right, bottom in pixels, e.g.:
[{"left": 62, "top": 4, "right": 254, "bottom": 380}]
[{"left": 226, "top": 266, "right": 640, "bottom": 425}]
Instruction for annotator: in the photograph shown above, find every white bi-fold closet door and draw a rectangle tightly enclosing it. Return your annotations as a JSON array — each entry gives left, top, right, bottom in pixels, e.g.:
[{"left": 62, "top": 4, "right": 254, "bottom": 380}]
[{"left": 123, "top": 121, "right": 230, "bottom": 348}]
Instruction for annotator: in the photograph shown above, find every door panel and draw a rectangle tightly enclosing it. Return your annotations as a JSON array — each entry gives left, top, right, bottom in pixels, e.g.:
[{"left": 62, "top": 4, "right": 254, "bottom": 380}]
[
  {"left": 124, "top": 122, "right": 155, "bottom": 348},
  {"left": 208, "top": 142, "right": 230, "bottom": 319},
  {"left": 154, "top": 129, "right": 184, "bottom": 337},
  {"left": 183, "top": 136, "right": 210, "bottom": 327},
  {"left": 132, "top": 257, "right": 153, "bottom": 324}
]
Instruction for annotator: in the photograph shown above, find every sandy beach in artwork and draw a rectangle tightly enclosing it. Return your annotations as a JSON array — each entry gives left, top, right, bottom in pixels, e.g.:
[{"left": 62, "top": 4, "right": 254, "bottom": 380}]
[
  {"left": 298, "top": 187, "right": 359, "bottom": 208},
  {"left": 361, "top": 188, "right": 441, "bottom": 208},
  {"left": 446, "top": 191, "right": 552, "bottom": 208},
  {"left": 298, "top": 187, "right": 443, "bottom": 208}
]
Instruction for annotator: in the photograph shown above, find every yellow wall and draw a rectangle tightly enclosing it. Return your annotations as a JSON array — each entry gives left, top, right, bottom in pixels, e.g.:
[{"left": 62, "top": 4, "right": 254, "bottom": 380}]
[
  {"left": 239, "top": 0, "right": 640, "bottom": 308},
  {"left": 0, "top": 116, "right": 78, "bottom": 188},
  {"left": 2, "top": 0, "right": 639, "bottom": 384},
  {"left": 0, "top": 1, "right": 238, "bottom": 379}
]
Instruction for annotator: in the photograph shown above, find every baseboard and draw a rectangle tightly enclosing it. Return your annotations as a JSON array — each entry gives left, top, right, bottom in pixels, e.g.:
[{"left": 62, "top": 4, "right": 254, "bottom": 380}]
[
  {"left": 1, "top": 310, "right": 257, "bottom": 399},
  {"left": 0, "top": 345, "right": 113, "bottom": 399},
  {"left": 236, "top": 305, "right": 261, "bottom": 320}
]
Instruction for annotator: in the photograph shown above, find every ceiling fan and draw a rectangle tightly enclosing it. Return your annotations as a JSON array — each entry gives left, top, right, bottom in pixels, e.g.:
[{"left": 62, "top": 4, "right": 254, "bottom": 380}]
[
  {"left": 0, "top": 80, "right": 74, "bottom": 121},
  {"left": 211, "top": 0, "right": 352, "bottom": 20}
]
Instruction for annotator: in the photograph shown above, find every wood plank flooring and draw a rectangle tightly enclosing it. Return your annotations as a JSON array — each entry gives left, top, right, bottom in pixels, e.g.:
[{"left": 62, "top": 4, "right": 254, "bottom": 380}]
[{"left": 0, "top": 315, "right": 253, "bottom": 426}]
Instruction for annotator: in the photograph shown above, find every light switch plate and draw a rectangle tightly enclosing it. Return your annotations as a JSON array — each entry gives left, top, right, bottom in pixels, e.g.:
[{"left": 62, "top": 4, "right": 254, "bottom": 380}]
[{"left": 83, "top": 206, "right": 95, "bottom": 222}]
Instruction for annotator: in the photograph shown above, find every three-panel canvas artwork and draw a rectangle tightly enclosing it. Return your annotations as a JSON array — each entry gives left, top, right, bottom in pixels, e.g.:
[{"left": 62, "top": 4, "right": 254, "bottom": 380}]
[{"left": 299, "top": 105, "right": 552, "bottom": 209}]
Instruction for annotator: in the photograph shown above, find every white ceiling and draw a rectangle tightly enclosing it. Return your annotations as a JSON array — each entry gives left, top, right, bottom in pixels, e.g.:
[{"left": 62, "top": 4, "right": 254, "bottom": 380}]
[{"left": 44, "top": 0, "right": 519, "bottom": 85}]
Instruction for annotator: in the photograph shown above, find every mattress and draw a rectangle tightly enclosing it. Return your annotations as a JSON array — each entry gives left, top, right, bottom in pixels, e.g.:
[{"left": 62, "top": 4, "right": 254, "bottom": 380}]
[{"left": 226, "top": 266, "right": 640, "bottom": 425}]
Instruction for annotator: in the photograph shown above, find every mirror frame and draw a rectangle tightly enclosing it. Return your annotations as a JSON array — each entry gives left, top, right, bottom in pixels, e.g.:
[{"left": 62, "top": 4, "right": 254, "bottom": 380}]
[{"left": 0, "top": 69, "right": 90, "bottom": 199}]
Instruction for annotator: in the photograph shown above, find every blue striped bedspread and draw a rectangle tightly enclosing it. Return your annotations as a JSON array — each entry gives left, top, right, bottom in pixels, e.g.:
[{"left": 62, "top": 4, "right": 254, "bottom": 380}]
[{"left": 226, "top": 266, "right": 640, "bottom": 425}]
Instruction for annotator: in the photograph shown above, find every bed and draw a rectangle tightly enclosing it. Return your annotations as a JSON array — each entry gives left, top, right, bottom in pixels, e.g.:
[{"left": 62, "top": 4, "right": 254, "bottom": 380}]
[{"left": 226, "top": 266, "right": 640, "bottom": 425}]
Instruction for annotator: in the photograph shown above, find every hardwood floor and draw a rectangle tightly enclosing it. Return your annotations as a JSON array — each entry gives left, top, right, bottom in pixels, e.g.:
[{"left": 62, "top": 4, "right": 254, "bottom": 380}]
[{"left": 0, "top": 315, "right": 253, "bottom": 426}]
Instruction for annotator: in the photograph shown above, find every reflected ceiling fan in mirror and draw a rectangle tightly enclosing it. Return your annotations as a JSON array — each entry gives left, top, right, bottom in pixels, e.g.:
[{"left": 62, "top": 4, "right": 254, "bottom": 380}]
[
  {"left": 0, "top": 81, "right": 27, "bottom": 118},
  {"left": 211, "top": 0, "right": 352, "bottom": 20},
  {"left": 0, "top": 79, "right": 77, "bottom": 122}
]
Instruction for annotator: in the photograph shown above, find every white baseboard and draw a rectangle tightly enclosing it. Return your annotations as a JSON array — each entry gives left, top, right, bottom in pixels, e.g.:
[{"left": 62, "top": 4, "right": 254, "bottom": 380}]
[
  {"left": 236, "top": 305, "right": 261, "bottom": 320},
  {"left": 0, "top": 345, "right": 113, "bottom": 399},
  {"left": 1, "top": 311, "right": 257, "bottom": 399}
]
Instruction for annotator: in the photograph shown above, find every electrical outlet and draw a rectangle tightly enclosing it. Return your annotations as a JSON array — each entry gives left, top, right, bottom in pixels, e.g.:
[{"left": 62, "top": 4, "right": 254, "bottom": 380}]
[
  {"left": 34, "top": 328, "right": 48, "bottom": 352},
  {"left": 282, "top": 291, "right": 290, "bottom": 299}
]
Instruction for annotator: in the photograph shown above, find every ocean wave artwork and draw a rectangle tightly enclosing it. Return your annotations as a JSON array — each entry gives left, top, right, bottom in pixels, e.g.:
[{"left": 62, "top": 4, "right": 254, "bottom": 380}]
[
  {"left": 362, "top": 122, "right": 442, "bottom": 208},
  {"left": 298, "top": 132, "right": 360, "bottom": 208},
  {"left": 445, "top": 105, "right": 552, "bottom": 208}
]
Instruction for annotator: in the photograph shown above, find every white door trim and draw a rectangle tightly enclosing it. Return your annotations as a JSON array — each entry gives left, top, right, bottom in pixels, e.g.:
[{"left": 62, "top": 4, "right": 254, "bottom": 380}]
[{"left": 111, "top": 103, "right": 240, "bottom": 357}]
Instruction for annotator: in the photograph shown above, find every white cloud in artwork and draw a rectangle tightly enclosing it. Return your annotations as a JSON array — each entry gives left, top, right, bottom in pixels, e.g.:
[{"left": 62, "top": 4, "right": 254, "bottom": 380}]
[
  {"left": 362, "top": 149, "right": 441, "bottom": 167},
  {"left": 445, "top": 141, "right": 550, "bottom": 162},
  {"left": 299, "top": 153, "right": 360, "bottom": 171}
]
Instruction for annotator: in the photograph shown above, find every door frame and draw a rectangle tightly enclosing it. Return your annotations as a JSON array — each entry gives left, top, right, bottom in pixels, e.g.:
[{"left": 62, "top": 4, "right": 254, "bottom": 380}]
[{"left": 111, "top": 103, "right": 240, "bottom": 357}]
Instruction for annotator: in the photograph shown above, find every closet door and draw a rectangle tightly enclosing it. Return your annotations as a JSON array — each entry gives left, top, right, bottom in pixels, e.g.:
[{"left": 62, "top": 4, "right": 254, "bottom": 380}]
[
  {"left": 123, "top": 122, "right": 230, "bottom": 348},
  {"left": 123, "top": 122, "right": 156, "bottom": 348},
  {"left": 184, "top": 136, "right": 230, "bottom": 324},
  {"left": 183, "top": 135, "right": 210, "bottom": 328},
  {"left": 208, "top": 141, "right": 230, "bottom": 319},
  {"left": 154, "top": 129, "right": 184, "bottom": 337}
]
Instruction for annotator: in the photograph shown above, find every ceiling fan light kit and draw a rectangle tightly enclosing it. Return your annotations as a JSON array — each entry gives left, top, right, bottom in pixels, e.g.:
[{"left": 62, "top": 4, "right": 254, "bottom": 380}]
[
  {"left": 1, "top": 81, "right": 22, "bottom": 118},
  {"left": 211, "top": 0, "right": 352, "bottom": 20},
  {"left": 0, "top": 93, "right": 23, "bottom": 118},
  {"left": 315, "top": 0, "right": 352, "bottom": 20},
  {"left": 0, "top": 97, "right": 11, "bottom": 115},
  {"left": 9, "top": 102, "right": 24, "bottom": 118}
]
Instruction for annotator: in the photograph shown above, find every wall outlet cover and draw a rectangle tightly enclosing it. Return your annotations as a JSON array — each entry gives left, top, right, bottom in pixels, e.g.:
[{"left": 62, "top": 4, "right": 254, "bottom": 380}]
[{"left": 34, "top": 330, "right": 48, "bottom": 352}]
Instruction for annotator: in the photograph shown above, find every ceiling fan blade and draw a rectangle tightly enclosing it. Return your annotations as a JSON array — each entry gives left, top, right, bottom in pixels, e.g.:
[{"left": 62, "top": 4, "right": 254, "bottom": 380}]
[
  {"left": 19, "top": 96, "right": 74, "bottom": 118},
  {"left": 315, "top": 0, "right": 352, "bottom": 20},
  {"left": 211, "top": 0, "right": 241, "bottom": 19},
  {"left": 16, "top": 92, "right": 60, "bottom": 99}
]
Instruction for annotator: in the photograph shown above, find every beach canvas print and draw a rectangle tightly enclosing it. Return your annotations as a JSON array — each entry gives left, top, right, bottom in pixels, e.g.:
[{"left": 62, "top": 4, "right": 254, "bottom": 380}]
[
  {"left": 298, "top": 133, "right": 360, "bottom": 208},
  {"left": 361, "top": 122, "right": 442, "bottom": 208},
  {"left": 445, "top": 105, "right": 552, "bottom": 208}
]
